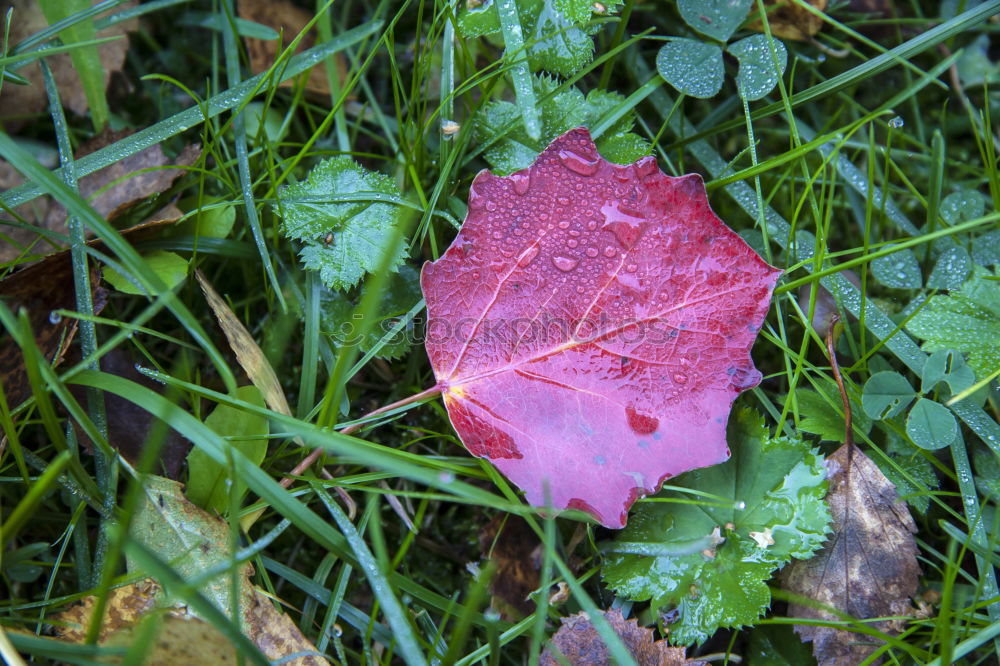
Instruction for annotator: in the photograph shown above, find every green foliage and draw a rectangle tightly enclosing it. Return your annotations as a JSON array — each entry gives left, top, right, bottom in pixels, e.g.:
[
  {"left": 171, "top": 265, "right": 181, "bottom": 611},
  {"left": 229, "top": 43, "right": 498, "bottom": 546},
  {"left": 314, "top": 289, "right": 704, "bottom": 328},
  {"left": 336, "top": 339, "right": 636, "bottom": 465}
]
[
  {"left": 677, "top": 0, "right": 751, "bottom": 41},
  {"left": 103, "top": 251, "right": 189, "bottom": 295},
  {"left": 656, "top": 3, "right": 785, "bottom": 100},
  {"left": 861, "top": 371, "right": 916, "bottom": 420},
  {"left": 728, "top": 35, "right": 788, "bottom": 101},
  {"left": 127, "top": 475, "right": 251, "bottom": 618},
  {"left": 793, "top": 377, "right": 871, "bottom": 444},
  {"left": 872, "top": 246, "right": 923, "bottom": 289},
  {"left": 906, "top": 267, "right": 1000, "bottom": 380},
  {"left": 457, "top": 0, "right": 622, "bottom": 76},
  {"left": 906, "top": 398, "right": 958, "bottom": 450},
  {"left": 602, "top": 409, "right": 830, "bottom": 645},
  {"left": 320, "top": 264, "right": 422, "bottom": 360},
  {"left": 275, "top": 157, "right": 408, "bottom": 291},
  {"left": 655, "top": 40, "right": 724, "bottom": 99},
  {"left": 186, "top": 386, "right": 269, "bottom": 515},
  {"left": 476, "top": 75, "right": 649, "bottom": 174}
]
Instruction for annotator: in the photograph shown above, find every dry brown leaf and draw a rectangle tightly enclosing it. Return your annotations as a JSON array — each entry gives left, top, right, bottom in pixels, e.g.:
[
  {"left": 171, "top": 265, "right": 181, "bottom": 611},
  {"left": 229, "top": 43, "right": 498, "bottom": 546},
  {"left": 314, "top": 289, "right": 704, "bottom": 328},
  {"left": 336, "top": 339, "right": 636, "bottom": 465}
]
[
  {"left": 237, "top": 0, "right": 346, "bottom": 97},
  {"left": 0, "top": 1, "right": 137, "bottom": 129},
  {"left": 70, "top": 349, "right": 192, "bottom": 479},
  {"left": 105, "top": 615, "right": 239, "bottom": 665},
  {"left": 53, "top": 579, "right": 161, "bottom": 643},
  {"left": 0, "top": 218, "right": 177, "bottom": 409},
  {"left": 540, "top": 609, "right": 706, "bottom": 666},
  {"left": 748, "top": 0, "right": 828, "bottom": 41},
  {"left": 245, "top": 589, "right": 331, "bottom": 666},
  {"left": 782, "top": 442, "right": 920, "bottom": 666},
  {"left": 0, "top": 241, "right": 105, "bottom": 408},
  {"left": 479, "top": 515, "right": 542, "bottom": 621},
  {"left": 0, "top": 134, "right": 200, "bottom": 264}
]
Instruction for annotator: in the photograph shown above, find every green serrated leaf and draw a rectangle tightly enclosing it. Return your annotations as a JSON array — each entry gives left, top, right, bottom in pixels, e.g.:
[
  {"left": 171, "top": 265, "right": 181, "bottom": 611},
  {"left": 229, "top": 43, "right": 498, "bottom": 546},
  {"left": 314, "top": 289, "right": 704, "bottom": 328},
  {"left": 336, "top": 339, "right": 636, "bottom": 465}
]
[
  {"left": 871, "top": 246, "right": 922, "bottom": 289},
  {"left": 906, "top": 398, "right": 958, "bottom": 450},
  {"left": 127, "top": 475, "right": 254, "bottom": 619},
  {"left": 476, "top": 75, "right": 649, "bottom": 174},
  {"left": 677, "top": 0, "right": 752, "bottom": 41},
  {"left": 275, "top": 157, "right": 407, "bottom": 291},
  {"left": 186, "top": 386, "right": 268, "bottom": 515},
  {"left": 103, "top": 251, "right": 189, "bottom": 295},
  {"left": 656, "top": 39, "right": 724, "bottom": 99},
  {"left": 602, "top": 409, "right": 830, "bottom": 645},
  {"left": 320, "top": 264, "right": 421, "bottom": 360},
  {"left": 727, "top": 35, "right": 787, "bottom": 101},
  {"left": 457, "top": 0, "right": 617, "bottom": 76},
  {"left": 861, "top": 371, "right": 915, "bottom": 420},
  {"left": 906, "top": 267, "right": 1000, "bottom": 380},
  {"left": 793, "top": 379, "right": 872, "bottom": 444}
]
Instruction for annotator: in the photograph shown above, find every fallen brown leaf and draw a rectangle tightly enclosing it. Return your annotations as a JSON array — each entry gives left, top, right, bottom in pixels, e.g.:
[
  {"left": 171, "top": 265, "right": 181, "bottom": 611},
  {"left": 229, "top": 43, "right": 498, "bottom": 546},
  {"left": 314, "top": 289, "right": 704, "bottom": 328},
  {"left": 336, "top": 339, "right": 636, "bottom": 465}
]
[
  {"left": 237, "top": 0, "right": 346, "bottom": 97},
  {"left": 478, "top": 515, "right": 543, "bottom": 621},
  {"left": 0, "top": 1, "right": 137, "bottom": 130},
  {"left": 749, "top": 0, "right": 828, "bottom": 41},
  {"left": 540, "top": 609, "right": 705, "bottom": 666},
  {"left": 782, "top": 442, "right": 919, "bottom": 665},
  {"left": 0, "top": 218, "right": 176, "bottom": 410},
  {"left": 0, "top": 242, "right": 105, "bottom": 408},
  {"left": 782, "top": 319, "right": 920, "bottom": 666},
  {"left": 747, "top": 0, "right": 827, "bottom": 42},
  {"left": 54, "top": 579, "right": 162, "bottom": 643},
  {"left": 52, "top": 501, "right": 330, "bottom": 664},
  {"left": 0, "top": 132, "right": 200, "bottom": 264}
]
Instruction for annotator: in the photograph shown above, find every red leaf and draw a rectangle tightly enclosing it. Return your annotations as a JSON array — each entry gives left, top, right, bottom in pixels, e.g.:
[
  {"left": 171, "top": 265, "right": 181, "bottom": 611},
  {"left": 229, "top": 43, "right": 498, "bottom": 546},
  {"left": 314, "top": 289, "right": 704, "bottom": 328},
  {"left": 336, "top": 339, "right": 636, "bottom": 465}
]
[{"left": 421, "top": 128, "right": 780, "bottom": 528}]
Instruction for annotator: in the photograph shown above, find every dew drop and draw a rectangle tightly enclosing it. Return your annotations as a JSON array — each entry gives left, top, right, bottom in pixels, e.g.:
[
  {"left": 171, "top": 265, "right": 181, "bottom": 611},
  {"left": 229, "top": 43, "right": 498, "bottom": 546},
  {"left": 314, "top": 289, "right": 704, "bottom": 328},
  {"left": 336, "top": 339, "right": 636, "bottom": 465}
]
[
  {"left": 600, "top": 200, "right": 646, "bottom": 249},
  {"left": 558, "top": 219, "right": 570, "bottom": 229},
  {"left": 635, "top": 155, "right": 658, "bottom": 179},
  {"left": 558, "top": 149, "right": 600, "bottom": 176},
  {"left": 552, "top": 254, "right": 579, "bottom": 272},
  {"left": 567, "top": 239, "right": 578, "bottom": 248},
  {"left": 603, "top": 246, "right": 617, "bottom": 258},
  {"left": 625, "top": 263, "right": 638, "bottom": 273},
  {"left": 492, "top": 231, "right": 502, "bottom": 240},
  {"left": 673, "top": 372, "right": 688, "bottom": 384},
  {"left": 585, "top": 247, "right": 599, "bottom": 258},
  {"left": 517, "top": 245, "right": 539, "bottom": 267},
  {"left": 510, "top": 170, "right": 531, "bottom": 195},
  {"left": 48, "top": 311, "right": 62, "bottom": 324}
]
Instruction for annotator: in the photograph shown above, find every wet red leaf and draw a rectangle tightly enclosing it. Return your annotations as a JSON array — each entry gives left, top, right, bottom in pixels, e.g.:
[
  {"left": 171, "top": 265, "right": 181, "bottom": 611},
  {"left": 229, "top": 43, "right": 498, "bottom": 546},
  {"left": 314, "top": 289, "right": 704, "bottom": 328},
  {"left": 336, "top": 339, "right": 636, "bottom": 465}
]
[{"left": 421, "top": 128, "right": 780, "bottom": 528}]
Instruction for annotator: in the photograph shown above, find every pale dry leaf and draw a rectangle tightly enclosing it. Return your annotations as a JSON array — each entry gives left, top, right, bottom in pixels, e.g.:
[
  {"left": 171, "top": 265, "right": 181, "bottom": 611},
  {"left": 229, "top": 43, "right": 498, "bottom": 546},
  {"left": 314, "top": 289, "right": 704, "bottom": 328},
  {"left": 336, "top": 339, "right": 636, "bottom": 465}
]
[
  {"left": 195, "top": 269, "right": 291, "bottom": 417},
  {"left": 782, "top": 442, "right": 920, "bottom": 666}
]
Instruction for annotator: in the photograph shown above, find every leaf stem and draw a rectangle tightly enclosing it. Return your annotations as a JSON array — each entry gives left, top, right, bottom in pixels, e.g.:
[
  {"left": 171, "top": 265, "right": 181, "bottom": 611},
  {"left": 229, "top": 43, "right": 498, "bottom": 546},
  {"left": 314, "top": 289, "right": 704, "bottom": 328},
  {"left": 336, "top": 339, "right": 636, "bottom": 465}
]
[
  {"left": 826, "top": 315, "right": 853, "bottom": 448},
  {"left": 279, "top": 384, "right": 444, "bottom": 488}
]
